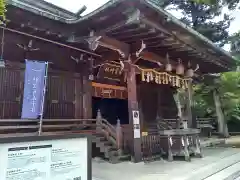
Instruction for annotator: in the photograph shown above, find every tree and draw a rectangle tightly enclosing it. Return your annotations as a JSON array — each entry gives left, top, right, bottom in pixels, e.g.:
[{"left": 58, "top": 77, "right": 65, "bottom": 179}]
[
  {"left": 229, "top": 31, "right": 240, "bottom": 57},
  {"left": 193, "top": 71, "right": 240, "bottom": 137},
  {"left": 0, "top": 0, "right": 6, "bottom": 24},
  {"left": 160, "top": 0, "right": 233, "bottom": 46},
  {"left": 193, "top": 0, "right": 240, "bottom": 9}
]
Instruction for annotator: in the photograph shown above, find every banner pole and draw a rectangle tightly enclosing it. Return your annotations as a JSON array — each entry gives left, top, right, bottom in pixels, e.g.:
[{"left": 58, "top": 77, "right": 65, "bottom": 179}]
[{"left": 38, "top": 62, "right": 49, "bottom": 136}]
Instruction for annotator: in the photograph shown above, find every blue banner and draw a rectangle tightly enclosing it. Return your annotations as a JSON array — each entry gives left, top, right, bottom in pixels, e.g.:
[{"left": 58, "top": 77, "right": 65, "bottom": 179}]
[{"left": 21, "top": 60, "right": 47, "bottom": 119}]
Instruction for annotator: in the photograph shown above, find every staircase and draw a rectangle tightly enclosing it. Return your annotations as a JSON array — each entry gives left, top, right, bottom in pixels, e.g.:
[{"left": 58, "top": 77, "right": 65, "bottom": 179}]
[
  {"left": 93, "top": 133, "right": 120, "bottom": 163},
  {"left": 92, "top": 110, "right": 130, "bottom": 163}
]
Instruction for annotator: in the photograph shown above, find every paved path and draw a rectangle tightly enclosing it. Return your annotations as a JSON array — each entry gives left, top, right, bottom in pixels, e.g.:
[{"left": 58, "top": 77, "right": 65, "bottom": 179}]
[{"left": 92, "top": 147, "right": 240, "bottom": 180}]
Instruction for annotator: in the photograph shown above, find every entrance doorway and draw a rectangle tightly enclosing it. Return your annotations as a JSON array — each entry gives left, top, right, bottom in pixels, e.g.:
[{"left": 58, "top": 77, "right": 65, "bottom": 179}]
[{"left": 92, "top": 97, "right": 129, "bottom": 125}]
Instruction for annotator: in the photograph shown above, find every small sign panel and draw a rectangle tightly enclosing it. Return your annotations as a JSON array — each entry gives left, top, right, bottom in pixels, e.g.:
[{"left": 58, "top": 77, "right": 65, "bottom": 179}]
[
  {"left": 132, "top": 110, "right": 141, "bottom": 138},
  {"left": 0, "top": 135, "right": 91, "bottom": 180},
  {"left": 97, "top": 63, "right": 124, "bottom": 81}
]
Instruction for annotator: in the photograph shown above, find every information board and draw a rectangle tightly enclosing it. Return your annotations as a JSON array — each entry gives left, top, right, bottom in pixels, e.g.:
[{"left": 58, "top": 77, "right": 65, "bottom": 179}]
[
  {"left": 132, "top": 110, "right": 141, "bottom": 138},
  {"left": 0, "top": 134, "right": 91, "bottom": 180}
]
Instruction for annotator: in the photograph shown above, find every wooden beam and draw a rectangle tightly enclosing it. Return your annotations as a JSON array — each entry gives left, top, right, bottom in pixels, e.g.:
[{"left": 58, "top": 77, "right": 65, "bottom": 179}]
[
  {"left": 1, "top": 26, "right": 101, "bottom": 57},
  {"left": 92, "top": 82, "right": 126, "bottom": 91},
  {"left": 139, "top": 51, "right": 177, "bottom": 67},
  {"left": 87, "top": 32, "right": 130, "bottom": 58}
]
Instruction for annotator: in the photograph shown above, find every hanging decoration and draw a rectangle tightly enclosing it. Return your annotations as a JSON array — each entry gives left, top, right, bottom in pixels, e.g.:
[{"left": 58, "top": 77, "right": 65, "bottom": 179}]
[
  {"left": 176, "top": 58, "right": 185, "bottom": 75},
  {"left": 94, "top": 61, "right": 190, "bottom": 89},
  {"left": 165, "top": 53, "right": 172, "bottom": 72},
  {"left": 141, "top": 69, "right": 189, "bottom": 89},
  {"left": 186, "top": 61, "right": 199, "bottom": 77}
]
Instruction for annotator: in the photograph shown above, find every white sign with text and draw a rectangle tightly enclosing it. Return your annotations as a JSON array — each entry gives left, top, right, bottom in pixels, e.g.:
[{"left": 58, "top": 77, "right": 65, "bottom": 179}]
[
  {"left": 0, "top": 137, "right": 88, "bottom": 180},
  {"left": 132, "top": 110, "right": 141, "bottom": 138}
]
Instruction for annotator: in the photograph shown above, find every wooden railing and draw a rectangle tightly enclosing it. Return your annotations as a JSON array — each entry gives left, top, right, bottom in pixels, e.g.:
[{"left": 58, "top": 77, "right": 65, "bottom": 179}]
[
  {"left": 163, "top": 119, "right": 178, "bottom": 129},
  {"left": 196, "top": 118, "right": 215, "bottom": 128},
  {"left": 142, "top": 133, "right": 161, "bottom": 162},
  {"left": 0, "top": 119, "right": 98, "bottom": 137},
  {"left": 95, "top": 110, "right": 123, "bottom": 154},
  {"left": 0, "top": 111, "right": 124, "bottom": 154},
  {"left": 196, "top": 117, "right": 215, "bottom": 137}
]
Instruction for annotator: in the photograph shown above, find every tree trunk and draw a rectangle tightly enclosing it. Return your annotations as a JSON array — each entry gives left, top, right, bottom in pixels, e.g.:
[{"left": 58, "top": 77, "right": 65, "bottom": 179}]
[{"left": 213, "top": 89, "right": 229, "bottom": 138}]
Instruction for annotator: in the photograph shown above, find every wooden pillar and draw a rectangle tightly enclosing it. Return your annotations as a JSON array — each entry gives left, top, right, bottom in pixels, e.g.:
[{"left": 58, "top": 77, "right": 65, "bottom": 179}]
[
  {"left": 82, "top": 75, "right": 92, "bottom": 119},
  {"left": 137, "top": 84, "right": 145, "bottom": 131},
  {"left": 74, "top": 74, "right": 82, "bottom": 119},
  {"left": 127, "top": 64, "right": 142, "bottom": 163},
  {"left": 186, "top": 79, "right": 196, "bottom": 128}
]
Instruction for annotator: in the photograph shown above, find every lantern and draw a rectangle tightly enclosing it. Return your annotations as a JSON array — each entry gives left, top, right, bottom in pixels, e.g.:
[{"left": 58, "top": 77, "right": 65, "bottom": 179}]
[
  {"left": 165, "top": 53, "right": 172, "bottom": 72},
  {"left": 176, "top": 59, "right": 184, "bottom": 75},
  {"left": 186, "top": 63, "right": 199, "bottom": 78}
]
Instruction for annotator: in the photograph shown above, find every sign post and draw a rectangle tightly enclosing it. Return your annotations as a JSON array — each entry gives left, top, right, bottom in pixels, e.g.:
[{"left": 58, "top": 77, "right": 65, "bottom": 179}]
[
  {"left": 0, "top": 134, "right": 92, "bottom": 180},
  {"left": 38, "top": 62, "right": 49, "bottom": 135}
]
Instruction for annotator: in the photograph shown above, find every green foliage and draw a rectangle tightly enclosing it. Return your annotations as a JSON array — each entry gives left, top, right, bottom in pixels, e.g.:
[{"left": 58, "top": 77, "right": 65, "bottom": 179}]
[
  {"left": 230, "top": 31, "right": 240, "bottom": 55},
  {"left": 160, "top": 0, "right": 233, "bottom": 46},
  {"left": 218, "top": 72, "right": 240, "bottom": 121},
  {"left": 0, "top": 0, "right": 6, "bottom": 23},
  {"left": 192, "top": 0, "right": 217, "bottom": 5},
  {"left": 193, "top": 71, "right": 240, "bottom": 122},
  {"left": 194, "top": 0, "right": 240, "bottom": 9}
]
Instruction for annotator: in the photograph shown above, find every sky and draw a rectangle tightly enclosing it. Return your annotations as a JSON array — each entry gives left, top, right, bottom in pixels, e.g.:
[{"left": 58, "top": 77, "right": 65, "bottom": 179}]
[{"left": 46, "top": 0, "right": 240, "bottom": 50}]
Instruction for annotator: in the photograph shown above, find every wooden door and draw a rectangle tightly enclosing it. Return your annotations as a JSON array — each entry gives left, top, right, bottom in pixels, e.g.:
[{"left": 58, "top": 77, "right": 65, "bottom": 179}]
[
  {"left": 0, "top": 68, "right": 23, "bottom": 118},
  {"left": 45, "top": 74, "right": 75, "bottom": 119}
]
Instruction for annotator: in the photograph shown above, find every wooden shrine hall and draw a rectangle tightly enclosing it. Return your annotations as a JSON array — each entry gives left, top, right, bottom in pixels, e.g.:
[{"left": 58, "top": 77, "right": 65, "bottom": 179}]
[{"left": 0, "top": 0, "right": 235, "bottom": 163}]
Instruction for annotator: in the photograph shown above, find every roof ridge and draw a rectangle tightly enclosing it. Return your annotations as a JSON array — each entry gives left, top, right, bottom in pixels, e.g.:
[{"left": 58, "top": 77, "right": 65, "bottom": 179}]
[{"left": 9, "top": 0, "right": 80, "bottom": 18}]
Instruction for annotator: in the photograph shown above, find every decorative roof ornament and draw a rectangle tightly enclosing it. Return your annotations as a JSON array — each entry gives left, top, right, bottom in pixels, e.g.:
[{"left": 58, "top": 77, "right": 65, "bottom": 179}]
[
  {"left": 71, "top": 54, "right": 85, "bottom": 64},
  {"left": 120, "top": 60, "right": 124, "bottom": 72},
  {"left": 136, "top": 40, "right": 146, "bottom": 57},
  {"left": 17, "top": 40, "right": 40, "bottom": 52}
]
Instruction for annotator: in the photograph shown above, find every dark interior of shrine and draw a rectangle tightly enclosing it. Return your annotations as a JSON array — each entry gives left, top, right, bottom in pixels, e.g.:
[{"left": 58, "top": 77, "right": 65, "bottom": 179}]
[{"left": 92, "top": 97, "right": 129, "bottom": 125}]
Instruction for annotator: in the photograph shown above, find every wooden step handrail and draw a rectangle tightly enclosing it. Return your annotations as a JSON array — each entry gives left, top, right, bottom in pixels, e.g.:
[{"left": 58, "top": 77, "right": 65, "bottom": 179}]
[
  {"left": 97, "top": 119, "right": 117, "bottom": 141},
  {"left": 101, "top": 119, "right": 117, "bottom": 134},
  {"left": 96, "top": 117, "right": 123, "bottom": 153},
  {"left": 0, "top": 118, "right": 123, "bottom": 154}
]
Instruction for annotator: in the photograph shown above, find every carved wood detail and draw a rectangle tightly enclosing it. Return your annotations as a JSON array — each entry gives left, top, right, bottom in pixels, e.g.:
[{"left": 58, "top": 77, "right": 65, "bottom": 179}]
[{"left": 92, "top": 82, "right": 127, "bottom": 99}]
